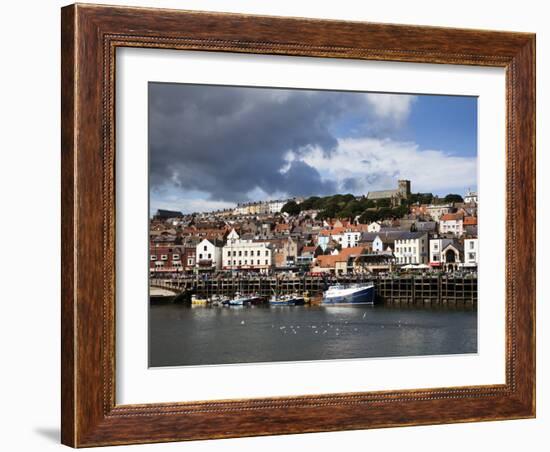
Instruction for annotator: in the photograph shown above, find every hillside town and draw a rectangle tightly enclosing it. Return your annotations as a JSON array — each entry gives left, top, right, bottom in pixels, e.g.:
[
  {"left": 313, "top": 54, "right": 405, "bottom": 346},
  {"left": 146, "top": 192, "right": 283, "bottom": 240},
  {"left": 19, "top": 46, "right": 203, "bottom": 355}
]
[{"left": 149, "top": 180, "right": 478, "bottom": 278}]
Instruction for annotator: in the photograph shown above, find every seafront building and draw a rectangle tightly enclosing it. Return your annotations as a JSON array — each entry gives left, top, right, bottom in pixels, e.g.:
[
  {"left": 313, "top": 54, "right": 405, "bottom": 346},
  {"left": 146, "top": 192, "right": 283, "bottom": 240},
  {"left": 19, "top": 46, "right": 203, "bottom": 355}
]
[
  {"left": 394, "top": 232, "right": 428, "bottom": 265},
  {"left": 222, "top": 229, "right": 273, "bottom": 273},
  {"left": 429, "top": 238, "right": 454, "bottom": 267},
  {"left": 464, "top": 238, "right": 479, "bottom": 267},
  {"left": 196, "top": 238, "right": 223, "bottom": 271}
]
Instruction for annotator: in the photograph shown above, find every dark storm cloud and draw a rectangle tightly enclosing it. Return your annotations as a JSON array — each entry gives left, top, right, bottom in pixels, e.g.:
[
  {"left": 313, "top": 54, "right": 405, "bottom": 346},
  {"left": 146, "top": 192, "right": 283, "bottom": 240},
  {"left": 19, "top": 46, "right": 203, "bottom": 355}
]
[{"left": 149, "top": 83, "right": 372, "bottom": 202}]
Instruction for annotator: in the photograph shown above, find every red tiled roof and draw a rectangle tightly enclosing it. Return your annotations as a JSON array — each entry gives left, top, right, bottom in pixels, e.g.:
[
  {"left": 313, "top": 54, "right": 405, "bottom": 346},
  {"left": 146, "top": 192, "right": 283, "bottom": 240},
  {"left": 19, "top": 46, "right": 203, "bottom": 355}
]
[
  {"left": 275, "top": 223, "right": 290, "bottom": 231},
  {"left": 330, "top": 226, "right": 347, "bottom": 234},
  {"left": 315, "top": 254, "right": 344, "bottom": 268},
  {"left": 440, "top": 213, "right": 464, "bottom": 221},
  {"left": 314, "top": 247, "right": 365, "bottom": 268}
]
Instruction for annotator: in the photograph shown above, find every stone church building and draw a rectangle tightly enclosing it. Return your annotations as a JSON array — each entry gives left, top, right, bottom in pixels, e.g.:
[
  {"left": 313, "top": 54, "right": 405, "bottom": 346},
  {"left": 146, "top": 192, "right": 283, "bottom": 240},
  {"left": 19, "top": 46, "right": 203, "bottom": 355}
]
[{"left": 366, "top": 180, "right": 411, "bottom": 207}]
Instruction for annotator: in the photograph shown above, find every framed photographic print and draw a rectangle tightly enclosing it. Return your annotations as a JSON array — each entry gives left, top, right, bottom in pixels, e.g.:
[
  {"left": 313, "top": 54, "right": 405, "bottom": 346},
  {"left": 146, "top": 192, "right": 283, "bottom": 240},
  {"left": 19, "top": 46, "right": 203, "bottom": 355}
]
[{"left": 61, "top": 3, "right": 536, "bottom": 447}]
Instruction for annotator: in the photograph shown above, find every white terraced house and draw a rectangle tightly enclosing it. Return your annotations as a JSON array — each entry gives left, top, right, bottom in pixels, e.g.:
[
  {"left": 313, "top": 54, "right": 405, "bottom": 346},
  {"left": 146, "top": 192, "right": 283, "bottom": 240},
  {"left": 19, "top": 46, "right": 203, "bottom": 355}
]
[
  {"left": 464, "top": 238, "right": 479, "bottom": 267},
  {"left": 394, "top": 232, "right": 428, "bottom": 265},
  {"left": 222, "top": 229, "right": 273, "bottom": 273},
  {"left": 195, "top": 239, "right": 223, "bottom": 271},
  {"left": 439, "top": 213, "right": 464, "bottom": 237},
  {"left": 342, "top": 230, "right": 361, "bottom": 248}
]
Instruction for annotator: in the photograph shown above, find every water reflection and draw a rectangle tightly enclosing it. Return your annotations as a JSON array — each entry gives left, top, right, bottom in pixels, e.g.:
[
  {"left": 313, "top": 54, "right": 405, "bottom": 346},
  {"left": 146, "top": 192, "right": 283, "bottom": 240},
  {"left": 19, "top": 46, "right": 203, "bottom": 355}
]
[{"left": 149, "top": 303, "right": 477, "bottom": 367}]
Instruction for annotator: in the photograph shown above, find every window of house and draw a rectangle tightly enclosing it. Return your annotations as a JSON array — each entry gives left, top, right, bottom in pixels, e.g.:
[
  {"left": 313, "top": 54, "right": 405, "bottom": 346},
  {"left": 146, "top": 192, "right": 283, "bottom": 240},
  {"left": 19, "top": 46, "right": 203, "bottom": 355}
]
[
  {"left": 204, "top": 245, "right": 207, "bottom": 251},
  {"left": 470, "top": 241, "right": 475, "bottom": 249},
  {"left": 227, "top": 251, "right": 231, "bottom": 257},
  {"left": 244, "top": 260, "right": 247, "bottom": 265},
  {"left": 469, "top": 252, "right": 476, "bottom": 260},
  {"left": 150, "top": 255, "right": 157, "bottom": 261},
  {"left": 238, "top": 260, "right": 242, "bottom": 266},
  {"left": 172, "top": 254, "right": 180, "bottom": 260},
  {"left": 199, "top": 253, "right": 203, "bottom": 259},
  {"left": 187, "top": 258, "right": 194, "bottom": 265},
  {"left": 265, "top": 260, "right": 268, "bottom": 265},
  {"left": 265, "top": 250, "right": 269, "bottom": 256},
  {"left": 161, "top": 255, "right": 168, "bottom": 260},
  {"left": 238, "top": 251, "right": 242, "bottom": 257},
  {"left": 207, "top": 253, "right": 211, "bottom": 259}
]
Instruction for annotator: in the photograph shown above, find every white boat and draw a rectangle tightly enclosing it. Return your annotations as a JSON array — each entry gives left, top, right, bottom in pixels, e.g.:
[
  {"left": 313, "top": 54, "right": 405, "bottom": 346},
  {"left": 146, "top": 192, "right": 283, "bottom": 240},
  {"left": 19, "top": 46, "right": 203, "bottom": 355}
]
[
  {"left": 322, "top": 283, "right": 375, "bottom": 305},
  {"left": 224, "top": 292, "right": 255, "bottom": 306},
  {"left": 210, "top": 295, "right": 229, "bottom": 306}
]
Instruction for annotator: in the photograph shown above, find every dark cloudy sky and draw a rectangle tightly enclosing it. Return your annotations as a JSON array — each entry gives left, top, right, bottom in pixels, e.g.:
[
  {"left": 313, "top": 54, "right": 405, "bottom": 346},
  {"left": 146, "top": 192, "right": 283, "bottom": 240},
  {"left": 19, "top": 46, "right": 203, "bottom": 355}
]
[{"left": 149, "top": 82, "right": 477, "bottom": 214}]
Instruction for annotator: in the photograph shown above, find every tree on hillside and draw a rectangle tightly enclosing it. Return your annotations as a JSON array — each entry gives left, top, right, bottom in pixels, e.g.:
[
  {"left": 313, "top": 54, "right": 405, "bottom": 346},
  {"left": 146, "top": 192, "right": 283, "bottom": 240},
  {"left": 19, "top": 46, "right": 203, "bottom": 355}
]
[
  {"left": 316, "top": 204, "right": 339, "bottom": 220},
  {"left": 375, "top": 198, "right": 391, "bottom": 208},
  {"left": 444, "top": 194, "right": 464, "bottom": 203},
  {"left": 281, "top": 200, "right": 300, "bottom": 216},
  {"left": 358, "top": 210, "right": 379, "bottom": 224},
  {"left": 299, "top": 196, "right": 322, "bottom": 210},
  {"left": 408, "top": 193, "right": 434, "bottom": 205},
  {"left": 391, "top": 205, "right": 409, "bottom": 218},
  {"left": 377, "top": 207, "right": 393, "bottom": 220}
]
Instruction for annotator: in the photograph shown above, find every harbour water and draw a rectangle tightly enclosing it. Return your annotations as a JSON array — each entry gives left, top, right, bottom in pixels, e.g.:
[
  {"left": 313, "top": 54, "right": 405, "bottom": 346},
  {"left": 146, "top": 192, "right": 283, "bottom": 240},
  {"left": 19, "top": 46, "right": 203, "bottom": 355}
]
[{"left": 149, "top": 303, "right": 477, "bottom": 367}]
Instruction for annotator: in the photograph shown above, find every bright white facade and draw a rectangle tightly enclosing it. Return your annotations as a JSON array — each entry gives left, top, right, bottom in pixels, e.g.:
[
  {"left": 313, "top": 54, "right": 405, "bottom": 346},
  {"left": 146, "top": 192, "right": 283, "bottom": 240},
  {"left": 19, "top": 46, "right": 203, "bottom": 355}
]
[
  {"left": 394, "top": 232, "right": 428, "bottom": 265},
  {"left": 464, "top": 190, "right": 478, "bottom": 204},
  {"left": 222, "top": 229, "right": 273, "bottom": 273},
  {"left": 439, "top": 214, "right": 464, "bottom": 237},
  {"left": 342, "top": 230, "right": 361, "bottom": 248},
  {"left": 268, "top": 199, "right": 286, "bottom": 213},
  {"left": 367, "top": 222, "right": 382, "bottom": 232},
  {"left": 195, "top": 239, "right": 222, "bottom": 270},
  {"left": 464, "top": 238, "right": 479, "bottom": 266},
  {"left": 233, "top": 199, "right": 287, "bottom": 216}
]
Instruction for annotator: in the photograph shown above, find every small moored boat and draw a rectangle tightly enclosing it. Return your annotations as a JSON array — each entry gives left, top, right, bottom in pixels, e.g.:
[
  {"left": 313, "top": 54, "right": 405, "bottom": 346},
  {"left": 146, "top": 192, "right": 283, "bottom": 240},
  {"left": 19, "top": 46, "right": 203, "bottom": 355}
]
[
  {"left": 269, "top": 293, "right": 305, "bottom": 306},
  {"left": 224, "top": 292, "right": 255, "bottom": 306},
  {"left": 191, "top": 294, "right": 208, "bottom": 306}
]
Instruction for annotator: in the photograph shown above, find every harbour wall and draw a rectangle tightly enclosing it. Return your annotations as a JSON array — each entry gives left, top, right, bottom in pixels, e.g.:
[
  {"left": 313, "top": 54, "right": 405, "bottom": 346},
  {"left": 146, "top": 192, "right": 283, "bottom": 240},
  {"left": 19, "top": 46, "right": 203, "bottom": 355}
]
[{"left": 151, "top": 275, "right": 477, "bottom": 305}]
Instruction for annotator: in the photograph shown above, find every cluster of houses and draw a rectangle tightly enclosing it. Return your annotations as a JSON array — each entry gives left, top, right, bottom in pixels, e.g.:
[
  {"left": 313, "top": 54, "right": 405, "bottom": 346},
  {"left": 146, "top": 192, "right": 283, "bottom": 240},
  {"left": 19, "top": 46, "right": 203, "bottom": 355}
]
[{"left": 150, "top": 188, "right": 478, "bottom": 276}]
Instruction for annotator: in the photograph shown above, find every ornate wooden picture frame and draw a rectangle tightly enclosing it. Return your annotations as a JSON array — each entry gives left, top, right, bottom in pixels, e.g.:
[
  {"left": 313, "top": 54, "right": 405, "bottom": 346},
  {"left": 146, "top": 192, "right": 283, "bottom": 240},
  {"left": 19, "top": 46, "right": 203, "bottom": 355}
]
[{"left": 61, "top": 3, "right": 535, "bottom": 447}]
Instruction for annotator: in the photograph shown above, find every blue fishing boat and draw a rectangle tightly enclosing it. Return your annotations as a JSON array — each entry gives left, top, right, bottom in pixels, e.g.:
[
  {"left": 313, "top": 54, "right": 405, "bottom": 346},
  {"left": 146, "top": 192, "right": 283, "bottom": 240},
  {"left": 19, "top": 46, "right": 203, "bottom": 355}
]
[{"left": 322, "top": 283, "right": 375, "bottom": 305}]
